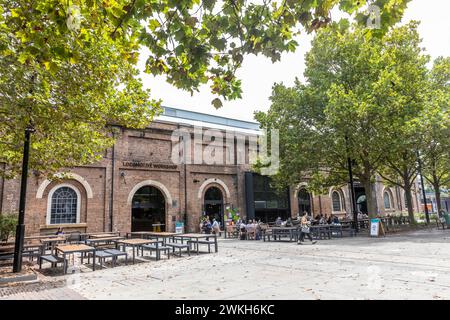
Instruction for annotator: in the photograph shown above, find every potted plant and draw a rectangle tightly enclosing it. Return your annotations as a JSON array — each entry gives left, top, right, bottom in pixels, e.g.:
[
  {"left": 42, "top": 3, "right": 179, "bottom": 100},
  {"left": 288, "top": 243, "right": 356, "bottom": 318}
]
[
  {"left": 0, "top": 213, "right": 18, "bottom": 244},
  {"left": 225, "top": 207, "right": 240, "bottom": 224}
]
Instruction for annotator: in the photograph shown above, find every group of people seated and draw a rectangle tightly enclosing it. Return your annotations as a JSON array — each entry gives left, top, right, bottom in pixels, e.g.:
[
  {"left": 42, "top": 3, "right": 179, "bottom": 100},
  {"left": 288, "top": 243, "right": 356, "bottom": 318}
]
[
  {"left": 344, "top": 212, "right": 369, "bottom": 220},
  {"left": 312, "top": 214, "right": 341, "bottom": 225},
  {"left": 274, "top": 213, "right": 342, "bottom": 226},
  {"left": 202, "top": 212, "right": 359, "bottom": 239},
  {"left": 237, "top": 219, "right": 262, "bottom": 240},
  {"left": 200, "top": 217, "right": 221, "bottom": 235}
]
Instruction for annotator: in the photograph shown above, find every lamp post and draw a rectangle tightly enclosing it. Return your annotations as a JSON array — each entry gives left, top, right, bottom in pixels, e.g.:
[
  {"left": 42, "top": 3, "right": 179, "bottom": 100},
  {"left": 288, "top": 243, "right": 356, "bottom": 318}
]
[
  {"left": 13, "top": 126, "right": 33, "bottom": 273},
  {"left": 347, "top": 157, "right": 359, "bottom": 232}
]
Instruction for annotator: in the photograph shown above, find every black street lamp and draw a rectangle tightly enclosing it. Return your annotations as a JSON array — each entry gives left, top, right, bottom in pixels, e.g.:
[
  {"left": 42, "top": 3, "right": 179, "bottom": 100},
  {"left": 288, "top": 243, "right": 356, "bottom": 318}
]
[
  {"left": 12, "top": 126, "right": 33, "bottom": 273},
  {"left": 347, "top": 157, "right": 359, "bottom": 232}
]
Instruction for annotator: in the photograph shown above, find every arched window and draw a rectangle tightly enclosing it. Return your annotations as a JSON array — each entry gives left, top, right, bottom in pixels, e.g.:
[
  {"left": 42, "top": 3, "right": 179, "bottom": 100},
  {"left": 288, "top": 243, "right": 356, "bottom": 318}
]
[
  {"left": 332, "top": 191, "right": 342, "bottom": 212},
  {"left": 48, "top": 186, "right": 79, "bottom": 224},
  {"left": 384, "top": 191, "right": 392, "bottom": 209}
]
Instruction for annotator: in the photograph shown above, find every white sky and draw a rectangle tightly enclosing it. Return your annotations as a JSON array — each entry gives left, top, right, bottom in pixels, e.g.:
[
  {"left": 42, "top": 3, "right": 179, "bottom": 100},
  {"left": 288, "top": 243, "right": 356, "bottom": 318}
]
[{"left": 138, "top": 0, "right": 450, "bottom": 122}]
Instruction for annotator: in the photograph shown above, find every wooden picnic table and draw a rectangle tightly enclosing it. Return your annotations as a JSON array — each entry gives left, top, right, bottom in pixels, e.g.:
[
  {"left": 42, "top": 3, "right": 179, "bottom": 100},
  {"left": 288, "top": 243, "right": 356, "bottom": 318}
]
[
  {"left": 25, "top": 234, "right": 61, "bottom": 240},
  {"left": 127, "top": 231, "right": 174, "bottom": 237},
  {"left": 0, "top": 244, "right": 15, "bottom": 252},
  {"left": 56, "top": 244, "right": 96, "bottom": 274},
  {"left": 310, "top": 225, "right": 332, "bottom": 240},
  {"left": 85, "top": 236, "right": 125, "bottom": 247},
  {"left": 173, "top": 233, "right": 218, "bottom": 254},
  {"left": 40, "top": 237, "right": 67, "bottom": 254},
  {"left": 126, "top": 231, "right": 151, "bottom": 237},
  {"left": 264, "top": 227, "right": 298, "bottom": 242},
  {"left": 0, "top": 243, "right": 45, "bottom": 262},
  {"left": 114, "top": 238, "right": 159, "bottom": 263},
  {"left": 78, "top": 232, "right": 120, "bottom": 241},
  {"left": 127, "top": 231, "right": 178, "bottom": 244},
  {"left": 88, "top": 233, "right": 119, "bottom": 239},
  {"left": 40, "top": 237, "right": 66, "bottom": 243}
]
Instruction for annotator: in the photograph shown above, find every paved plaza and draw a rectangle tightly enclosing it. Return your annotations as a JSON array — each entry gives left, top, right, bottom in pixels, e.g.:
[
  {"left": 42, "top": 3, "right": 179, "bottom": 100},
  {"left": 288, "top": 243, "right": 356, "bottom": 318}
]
[{"left": 1, "top": 228, "right": 450, "bottom": 300}]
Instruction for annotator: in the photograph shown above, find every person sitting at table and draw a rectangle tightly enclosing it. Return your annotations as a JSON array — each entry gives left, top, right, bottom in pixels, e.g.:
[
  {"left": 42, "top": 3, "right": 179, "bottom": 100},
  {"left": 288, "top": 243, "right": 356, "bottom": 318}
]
[
  {"left": 239, "top": 220, "right": 247, "bottom": 240},
  {"left": 275, "top": 216, "right": 282, "bottom": 226},
  {"left": 326, "top": 215, "right": 332, "bottom": 224},
  {"left": 246, "top": 220, "right": 256, "bottom": 240},
  {"left": 55, "top": 227, "right": 64, "bottom": 236},
  {"left": 285, "top": 218, "right": 293, "bottom": 227},
  {"left": 255, "top": 222, "right": 262, "bottom": 240},
  {"left": 319, "top": 215, "right": 327, "bottom": 225},
  {"left": 202, "top": 218, "right": 212, "bottom": 234},
  {"left": 357, "top": 211, "right": 363, "bottom": 219},
  {"left": 332, "top": 215, "right": 340, "bottom": 224}
]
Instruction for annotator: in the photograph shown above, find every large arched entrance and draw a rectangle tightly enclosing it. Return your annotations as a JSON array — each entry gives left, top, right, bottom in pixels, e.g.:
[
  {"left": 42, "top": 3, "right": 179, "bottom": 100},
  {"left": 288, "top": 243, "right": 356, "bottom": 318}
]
[
  {"left": 203, "top": 187, "right": 223, "bottom": 227},
  {"left": 131, "top": 186, "right": 166, "bottom": 232},
  {"left": 298, "top": 188, "right": 312, "bottom": 216},
  {"left": 355, "top": 187, "right": 368, "bottom": 215}
]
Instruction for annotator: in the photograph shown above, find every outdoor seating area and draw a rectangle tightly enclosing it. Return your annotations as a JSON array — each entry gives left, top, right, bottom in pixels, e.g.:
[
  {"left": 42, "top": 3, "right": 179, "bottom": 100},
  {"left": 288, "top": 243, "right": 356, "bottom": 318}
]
[
  {"left": 0, "top": 231, "right": 218, "bottom": 275},
  {"left": 221, "top": 215, "right": 371, "bottom": 243}
]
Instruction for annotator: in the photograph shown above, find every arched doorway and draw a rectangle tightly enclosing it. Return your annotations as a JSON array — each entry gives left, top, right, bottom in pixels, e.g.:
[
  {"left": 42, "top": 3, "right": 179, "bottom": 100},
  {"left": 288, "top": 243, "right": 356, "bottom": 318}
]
[
  {"left": 131, "top": 186, "right": 166, "bottom": 232},
  {"left": 356, "top": 194, "right": 368, "bottom": 214},
  {"left": 203, "top": 187, "right": 223, "bottom": 227},
  {"left": 298, "top": 188, "right": 312, "bottom": 216}
]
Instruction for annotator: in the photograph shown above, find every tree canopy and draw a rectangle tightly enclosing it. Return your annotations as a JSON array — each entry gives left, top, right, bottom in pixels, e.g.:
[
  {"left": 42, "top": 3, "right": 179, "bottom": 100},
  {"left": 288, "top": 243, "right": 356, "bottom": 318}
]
[
  {"left": 256, "top": 21, "right": 448, "bottom": 219},
  {"left": 0, "top": 0, "right": 410, "bottom": 178},
  {"left": 421, "top": 57, "right": 450, "bottom": 213}
]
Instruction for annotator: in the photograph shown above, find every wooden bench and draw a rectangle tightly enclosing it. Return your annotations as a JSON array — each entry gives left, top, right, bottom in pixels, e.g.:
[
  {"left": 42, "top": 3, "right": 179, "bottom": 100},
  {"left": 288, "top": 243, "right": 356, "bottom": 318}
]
[
  {"left": 0, "top": 252, "right": 13, "bottom": 261},
  {"left": 87, "top": 250, "right": 115, "bottom": 268},
  {"left": 166, "top": 243, "right": 190, "bottom": 257},
  {"left": 188, "top": 240, "right": 215, "bottom": 253},
  {"left": 262, "top": 229, "right": 273, "bottom": 242},
  {"left": 140, "top": 243, "right": 171, "bottom": 260},
  {"left": 341, "top": 227, "right": 356, "bottom": 237},
  {"left": 39, "top": 255, "right": 67, "bottom": 270},
  {"left": 104, "top": 249, "right": 128, "bottom": 265}
]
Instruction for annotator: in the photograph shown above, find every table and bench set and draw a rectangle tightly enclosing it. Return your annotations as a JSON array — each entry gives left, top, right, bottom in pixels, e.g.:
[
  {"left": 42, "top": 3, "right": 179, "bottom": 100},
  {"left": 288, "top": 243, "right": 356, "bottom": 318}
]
[
  {"left": 262, "top": 224, "right": 356, "bottom": 242},
  {"left": 1, "top": 231, "right": 218, "bottom": 275}
]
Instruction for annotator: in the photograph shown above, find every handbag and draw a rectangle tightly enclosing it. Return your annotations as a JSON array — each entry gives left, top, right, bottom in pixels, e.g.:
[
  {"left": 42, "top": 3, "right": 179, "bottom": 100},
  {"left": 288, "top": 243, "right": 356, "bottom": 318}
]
[{"left": 301, "top": 226, "right": 310, "bottom": 233}]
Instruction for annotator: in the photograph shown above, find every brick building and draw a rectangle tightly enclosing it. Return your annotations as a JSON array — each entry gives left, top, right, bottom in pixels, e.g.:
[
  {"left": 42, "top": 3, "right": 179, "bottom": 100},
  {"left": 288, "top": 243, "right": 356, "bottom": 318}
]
[{"left": 0, "top": 107, "right": 421, "bottom": 235}]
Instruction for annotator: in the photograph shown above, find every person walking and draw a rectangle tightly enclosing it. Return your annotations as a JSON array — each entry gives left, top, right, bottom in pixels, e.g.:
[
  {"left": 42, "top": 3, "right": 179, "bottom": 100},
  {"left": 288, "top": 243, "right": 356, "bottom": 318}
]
[{"left": 297, "top": 211, "right": 317, "bottom": 245}]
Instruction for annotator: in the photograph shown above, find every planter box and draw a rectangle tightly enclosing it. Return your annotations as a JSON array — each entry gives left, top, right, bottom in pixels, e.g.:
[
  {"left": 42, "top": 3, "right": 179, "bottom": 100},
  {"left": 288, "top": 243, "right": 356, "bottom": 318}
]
[{"left": 0, "top": 268, "right": 37, "bottom": 285}]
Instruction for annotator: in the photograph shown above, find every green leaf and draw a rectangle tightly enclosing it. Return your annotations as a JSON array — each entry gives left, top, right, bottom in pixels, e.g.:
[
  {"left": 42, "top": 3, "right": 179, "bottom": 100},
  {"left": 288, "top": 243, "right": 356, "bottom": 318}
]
[{"left": 212, "top": 98, "right": 223, "bottom": 109}]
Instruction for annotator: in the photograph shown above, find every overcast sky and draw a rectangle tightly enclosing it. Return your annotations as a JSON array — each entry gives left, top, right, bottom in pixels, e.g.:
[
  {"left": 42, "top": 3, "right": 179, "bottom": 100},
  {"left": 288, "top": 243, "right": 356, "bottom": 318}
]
[{"left": 138, "top": 0, "right": 450, "bottom": 123}]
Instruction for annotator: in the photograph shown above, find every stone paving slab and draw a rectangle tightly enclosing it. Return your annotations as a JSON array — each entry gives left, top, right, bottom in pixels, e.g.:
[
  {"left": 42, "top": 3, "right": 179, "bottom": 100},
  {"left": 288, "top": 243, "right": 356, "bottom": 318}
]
[{"left": 0, "top": 228, "right": 449, "bottom": 300}]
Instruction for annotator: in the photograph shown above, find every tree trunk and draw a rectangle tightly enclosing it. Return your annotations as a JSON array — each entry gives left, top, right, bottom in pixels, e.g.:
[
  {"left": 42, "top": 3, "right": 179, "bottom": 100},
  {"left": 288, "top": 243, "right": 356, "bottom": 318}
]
[
  {"left": 433, "top": 182, "right": 442, "bottom": 213},
  {"left": 404, "top": 184, "right": 416, "bottom": 224}
]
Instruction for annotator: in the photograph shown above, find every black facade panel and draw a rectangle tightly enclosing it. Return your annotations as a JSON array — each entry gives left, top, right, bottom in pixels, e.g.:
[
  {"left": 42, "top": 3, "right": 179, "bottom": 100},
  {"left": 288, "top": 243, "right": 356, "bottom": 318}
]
[{"left": 244, "top": 172, "right": 255, "bottom": 221}]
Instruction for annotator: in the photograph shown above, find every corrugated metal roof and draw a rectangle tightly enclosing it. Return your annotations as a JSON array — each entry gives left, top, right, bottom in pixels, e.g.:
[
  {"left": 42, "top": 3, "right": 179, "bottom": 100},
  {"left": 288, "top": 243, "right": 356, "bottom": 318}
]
[{"left": 156, "top": 106, "right": 261, "bottom": 134}]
